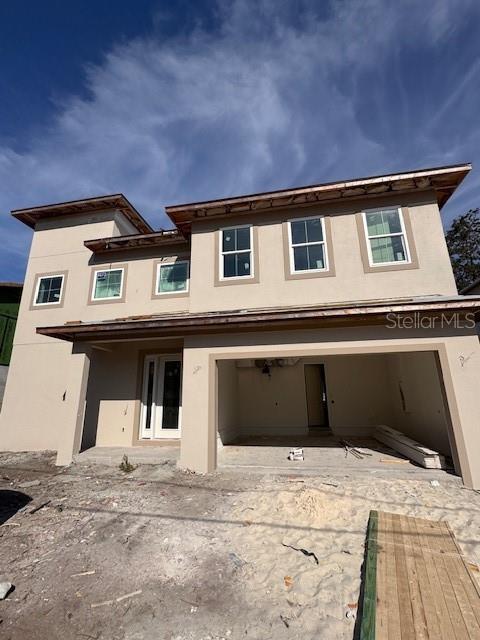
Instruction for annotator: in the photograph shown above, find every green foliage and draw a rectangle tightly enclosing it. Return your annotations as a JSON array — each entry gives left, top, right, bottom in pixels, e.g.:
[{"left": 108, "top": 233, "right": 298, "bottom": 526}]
[
  {"left": 119, "top": 454, "right": 136, "bottom": 473},
  {"left": 445, "top": 208, "right": 480, "bottom": 291}
]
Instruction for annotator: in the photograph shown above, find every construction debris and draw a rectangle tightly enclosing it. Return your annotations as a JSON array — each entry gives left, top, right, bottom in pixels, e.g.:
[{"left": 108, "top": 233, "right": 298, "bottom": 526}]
[
  {"left": 375, "top": 425, "right": 446, "bottom": 469},
  {"left": 281, "top": 543, "right": 319, "bottom": 565},
  {"left": 0, "top": 582, "right": 12, "bottom": 600},
  {"left": 29, "top": 500, "right": 51, "bottom": 514},
  {"left": 287, "top": 448, "right": 304, "bottom": 461}
]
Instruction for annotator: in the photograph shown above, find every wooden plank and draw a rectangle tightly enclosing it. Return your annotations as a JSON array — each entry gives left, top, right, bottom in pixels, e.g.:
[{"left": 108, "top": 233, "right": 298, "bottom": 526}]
[
  {"left": 422, "top": 518, "right": 470, "bottom": 640},
  {"left": 375, "top": 512, "right": 388, "bottom": 639},
  {"left": 360, "top": 511, "right": 378, "bottom": 640},
  {"left": 445, "top": 522, "right": 480, "bottom": 629},
  {"left": 413, "top": 516, "right": 456, "bottom": 640},
  {"left": 385, "top": 512, "right": 402, "bottom": 640},
  {"left": 391, "top": 513, "right": 416, "bottom": 639},
  {"left": 438, "top": 522, "right": 480, "bottom": 637},
  {"left": 403, "top": 515, "right": 439, "bottom": 639}
]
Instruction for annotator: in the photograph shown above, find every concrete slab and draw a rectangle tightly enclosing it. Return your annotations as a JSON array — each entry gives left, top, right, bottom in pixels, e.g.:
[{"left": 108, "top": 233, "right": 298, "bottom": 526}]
[
  {"left": 217, "top": 435, "right": 457, "bottom": 480},
  {"left": 74, "top": 444, "right": 180, "bottom": 466}
]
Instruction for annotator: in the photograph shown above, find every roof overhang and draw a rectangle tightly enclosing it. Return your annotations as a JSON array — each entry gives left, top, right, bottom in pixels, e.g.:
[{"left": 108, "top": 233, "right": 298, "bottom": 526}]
[
  {"left": 84, "top": 229, "right": 188, "bottom": 254},
  {"left": 36, "top": 296, "right": 480, "bottom": 343},
  {"left": 12, "top": 194, "right": 153, "bottom": 234},
  {"left": 165, "top": 164, "right": 471, "bottom": 231}
]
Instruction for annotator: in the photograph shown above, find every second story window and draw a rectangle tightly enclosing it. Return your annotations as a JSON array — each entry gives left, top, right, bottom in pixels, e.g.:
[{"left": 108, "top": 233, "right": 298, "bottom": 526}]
[
  {"left": 288, "top": 216, "right": 328, "bottom": 273},
  {"left": 220, "top": 225, "right": 253, "bottom": 279},
  {"left": 92, "top": 268, "right": 124, "bottom": 300},
  {"left": 34, "top": 274, "right": 65, "bottom": 306},
  {"left": 363, "top": 208, "right": 410, "bottom": 266},
  {"left": 156, "top": 261, "right": 190, "bottom": 294}
]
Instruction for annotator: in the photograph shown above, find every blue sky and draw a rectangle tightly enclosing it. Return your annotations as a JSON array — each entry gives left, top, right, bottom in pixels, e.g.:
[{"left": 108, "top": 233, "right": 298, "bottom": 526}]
[{"left": 1, "top": 0, "right": 479, "bottom": 281}]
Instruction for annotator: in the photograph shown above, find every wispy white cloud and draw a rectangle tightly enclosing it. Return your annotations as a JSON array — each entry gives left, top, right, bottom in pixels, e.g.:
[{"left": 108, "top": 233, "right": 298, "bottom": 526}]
[{"left": 1, "top": 0, "right": 479, "bottom": 279}]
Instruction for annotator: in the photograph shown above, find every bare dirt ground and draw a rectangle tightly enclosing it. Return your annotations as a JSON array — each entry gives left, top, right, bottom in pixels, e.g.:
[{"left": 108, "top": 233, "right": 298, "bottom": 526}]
[{"left": 0, "top": 452, "right": 480, "bottom": 640}]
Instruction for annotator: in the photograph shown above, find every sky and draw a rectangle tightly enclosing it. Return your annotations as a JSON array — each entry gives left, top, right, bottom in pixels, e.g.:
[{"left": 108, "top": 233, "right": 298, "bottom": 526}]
[{"left": 1, "top": 0, "right": 480, "bottom": 281}]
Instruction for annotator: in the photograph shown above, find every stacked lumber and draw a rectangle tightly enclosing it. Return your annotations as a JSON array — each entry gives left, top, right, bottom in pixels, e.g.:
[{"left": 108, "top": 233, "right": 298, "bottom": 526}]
[{"left": 375, "top": 425, "right": 445, "bottom": 469}]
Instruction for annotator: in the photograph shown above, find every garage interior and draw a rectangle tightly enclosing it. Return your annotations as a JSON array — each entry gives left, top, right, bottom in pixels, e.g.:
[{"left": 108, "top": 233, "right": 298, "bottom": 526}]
[{"left": 216, "top": 351, "right": 457, "bottom": 473}]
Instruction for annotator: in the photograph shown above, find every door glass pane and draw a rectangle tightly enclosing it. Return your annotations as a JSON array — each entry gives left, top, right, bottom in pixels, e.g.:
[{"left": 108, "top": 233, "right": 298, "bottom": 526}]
[
  {"left": 145, "top": 360, "right": 155, "bottom": 431},
  {"left": 162, "top": 360, "right": 182, "bottom": 429}
]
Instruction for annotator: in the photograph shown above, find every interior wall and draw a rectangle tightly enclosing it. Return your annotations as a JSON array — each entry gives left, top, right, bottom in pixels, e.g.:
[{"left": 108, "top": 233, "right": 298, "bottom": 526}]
[
  {"left": 217, "top": 360, "right": 238, "bottom": 445},
  {"left": 320, "top": 354, "right": 395, "bottom": 436},
  {"left": 385, "top": 351, "right": 451, "bottom": 455},
  {"left": 236, "top": 361, "right": 309, "bottom": 437}
]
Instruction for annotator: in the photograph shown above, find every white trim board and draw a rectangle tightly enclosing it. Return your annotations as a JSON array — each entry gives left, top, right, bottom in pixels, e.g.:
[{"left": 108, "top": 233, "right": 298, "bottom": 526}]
[{"left": 374, "top": 425, "right": 446, "bottom": 469}]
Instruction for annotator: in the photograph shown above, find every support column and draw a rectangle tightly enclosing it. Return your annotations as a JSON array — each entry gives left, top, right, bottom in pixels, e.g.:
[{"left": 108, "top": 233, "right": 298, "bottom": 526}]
[
  {"left": 56, "top": 344, "right": 91, "bottom": 466},
  {"left": 179, "top": 344, "right": 216, "bottom": 473},
  {"left": 438, "top": 335, "right": 480, "bottom": 489}
]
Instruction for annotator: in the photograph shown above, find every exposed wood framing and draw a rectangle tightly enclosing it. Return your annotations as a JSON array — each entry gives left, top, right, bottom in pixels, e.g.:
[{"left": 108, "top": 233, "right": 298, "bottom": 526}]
[{"left": 35, "top": 297, "right": 480, "bottom": 342}]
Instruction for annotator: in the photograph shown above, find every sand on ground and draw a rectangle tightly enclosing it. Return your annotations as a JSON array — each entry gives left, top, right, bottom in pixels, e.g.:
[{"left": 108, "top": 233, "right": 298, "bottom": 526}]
[{"left": 0, "top": 451, "right": 479, "bottom": 639}]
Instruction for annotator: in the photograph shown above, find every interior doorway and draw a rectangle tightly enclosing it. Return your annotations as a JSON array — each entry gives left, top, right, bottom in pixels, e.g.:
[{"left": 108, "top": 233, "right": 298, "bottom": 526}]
[{"left": 304, "top": 364, "right": 330, "bottom": 431}]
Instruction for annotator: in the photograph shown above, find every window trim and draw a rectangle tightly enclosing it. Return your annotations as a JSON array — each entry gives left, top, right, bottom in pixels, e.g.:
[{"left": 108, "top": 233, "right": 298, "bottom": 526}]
[
  {"left": 287, "top": 215, "right": 329, "bottom": 275},
  {"left": 155, "top": 260, "right": 190, "bottom": 296},
  {"left": 30, "top": 271, "right": 67, "bottom": 309},
  {"left": 88, "top": 264, "right": 128, "bottom": 305},
  {"left": 218, "top": 224, "right": 255, "bottom": 281},
  {"left": 361, "top": 207, "right": 411, "bottom": 268}
]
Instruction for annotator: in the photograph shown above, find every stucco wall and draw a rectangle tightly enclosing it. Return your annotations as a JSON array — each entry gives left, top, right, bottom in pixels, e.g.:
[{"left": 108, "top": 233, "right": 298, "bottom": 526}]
[
  {"left": 0, "top": 209, "right": 189, "bottom": 453},
  {"left": 188, "top": 191, "right": 457, "bottom": 313}
]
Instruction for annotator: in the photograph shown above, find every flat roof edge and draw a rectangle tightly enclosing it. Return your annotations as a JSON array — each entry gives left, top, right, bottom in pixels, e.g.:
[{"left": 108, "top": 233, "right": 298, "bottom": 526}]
[
  {"left": 165, "top": 163, "right": 472, "bottom": 226},
  {"left": 11, "top": 193, "right": 153, "bottom": 234}
]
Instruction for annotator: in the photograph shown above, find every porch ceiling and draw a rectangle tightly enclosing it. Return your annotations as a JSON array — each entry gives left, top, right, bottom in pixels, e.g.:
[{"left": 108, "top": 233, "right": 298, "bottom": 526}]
[{"left": 36, "top": 295, "right": 480, "bottom": 342}]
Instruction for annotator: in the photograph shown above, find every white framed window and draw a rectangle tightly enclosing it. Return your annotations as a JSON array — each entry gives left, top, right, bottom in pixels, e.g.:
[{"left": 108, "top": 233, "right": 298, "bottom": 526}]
[
  {"left": 33, "top": 274, "right": 65, "bottom": 306},
  {"left": 220, "top": 225, "right": 253, "bottom": 280},
  {"left": 92, "top": 268, "right": 124, "bottom": 300},
  {"left": 156, "top": 261, "right": 190, "bottom": 295},
  {"left": 362, "top": 207, "right": 411, "bottom": 266},
  {"left": 288, "top": 216, "right": 328, "bottom": 273}
]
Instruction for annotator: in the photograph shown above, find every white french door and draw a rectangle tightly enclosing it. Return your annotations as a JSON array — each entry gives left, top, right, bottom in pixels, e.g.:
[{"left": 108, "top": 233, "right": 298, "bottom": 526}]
[{"left": 140, "top": 355, "right": 182, "bottom": 439}]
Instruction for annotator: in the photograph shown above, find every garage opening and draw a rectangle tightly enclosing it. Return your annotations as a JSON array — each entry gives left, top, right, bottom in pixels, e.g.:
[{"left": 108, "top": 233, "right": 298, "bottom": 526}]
[{"left": 216, "top": 351, "right": 457, "bottom": 473}]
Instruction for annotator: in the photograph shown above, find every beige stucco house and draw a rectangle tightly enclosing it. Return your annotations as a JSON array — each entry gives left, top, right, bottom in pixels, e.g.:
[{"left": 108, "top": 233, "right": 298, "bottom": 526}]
[{"left": 2, "top": 163, "right": 480, "bottom": 487}]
